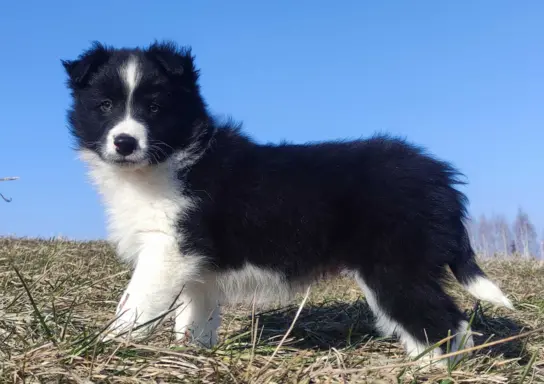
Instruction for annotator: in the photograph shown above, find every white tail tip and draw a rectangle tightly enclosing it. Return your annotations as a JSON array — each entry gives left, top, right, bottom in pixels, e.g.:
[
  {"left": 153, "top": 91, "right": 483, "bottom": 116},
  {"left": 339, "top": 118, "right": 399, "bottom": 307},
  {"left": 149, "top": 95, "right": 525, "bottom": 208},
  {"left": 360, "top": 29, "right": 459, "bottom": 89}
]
[{"left": 464, "top": 276, "right": 514, "bottom": 310}]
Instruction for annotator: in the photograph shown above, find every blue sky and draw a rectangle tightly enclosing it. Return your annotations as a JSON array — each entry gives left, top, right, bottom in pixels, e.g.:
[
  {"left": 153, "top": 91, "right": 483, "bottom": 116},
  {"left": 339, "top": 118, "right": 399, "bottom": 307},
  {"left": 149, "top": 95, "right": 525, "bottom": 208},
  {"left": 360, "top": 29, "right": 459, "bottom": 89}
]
[{"left": 0, "top": 0, "right": 543, "bottom": 240}]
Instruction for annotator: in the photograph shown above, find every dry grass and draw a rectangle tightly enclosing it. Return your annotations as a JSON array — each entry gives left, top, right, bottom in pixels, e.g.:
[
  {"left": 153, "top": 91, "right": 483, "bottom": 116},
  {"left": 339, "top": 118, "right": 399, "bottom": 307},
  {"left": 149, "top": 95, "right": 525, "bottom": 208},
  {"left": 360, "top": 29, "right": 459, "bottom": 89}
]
[{"left": 1, "top": 237, "right": 543, "bottom": 383}]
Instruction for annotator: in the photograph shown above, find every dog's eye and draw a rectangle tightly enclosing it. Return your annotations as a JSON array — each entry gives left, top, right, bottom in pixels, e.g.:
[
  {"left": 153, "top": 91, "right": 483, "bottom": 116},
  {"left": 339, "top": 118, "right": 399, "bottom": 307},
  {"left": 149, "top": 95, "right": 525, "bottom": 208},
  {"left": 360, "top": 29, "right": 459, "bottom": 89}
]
[
  {"left": 100, "top": 100, "right": 113, "bottom": 113},
  {"left": 149, "top": 103, "right": 160, "bottom": 113}
]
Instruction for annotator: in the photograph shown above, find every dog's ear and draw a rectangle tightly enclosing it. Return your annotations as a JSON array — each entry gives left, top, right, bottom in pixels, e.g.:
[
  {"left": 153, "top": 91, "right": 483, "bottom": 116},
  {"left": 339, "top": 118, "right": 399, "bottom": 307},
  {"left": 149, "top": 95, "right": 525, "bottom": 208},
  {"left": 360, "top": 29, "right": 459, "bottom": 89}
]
[
  {"left": 62, "top": 41, "right": 111, "bottom": 89},
  {"left": 146, "top": 41, "right": 199, "bottom": 83}
]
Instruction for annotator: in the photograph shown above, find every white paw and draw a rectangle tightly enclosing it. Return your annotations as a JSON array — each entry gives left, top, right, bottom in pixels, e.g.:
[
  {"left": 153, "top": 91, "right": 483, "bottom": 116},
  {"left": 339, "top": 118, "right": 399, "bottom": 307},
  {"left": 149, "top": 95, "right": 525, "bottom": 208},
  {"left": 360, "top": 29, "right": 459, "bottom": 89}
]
[
  {"left": 102, "top": 291, "right": 163, "bottom": 342},
  {"left": 445, "top": 323, "right": 475, "bottom": 366},
  {"left": 172, "top": 282, "right": 222, "bottom": 349},
  {"left": 174, "top": 324, "right": 218, "bottom": 348}
]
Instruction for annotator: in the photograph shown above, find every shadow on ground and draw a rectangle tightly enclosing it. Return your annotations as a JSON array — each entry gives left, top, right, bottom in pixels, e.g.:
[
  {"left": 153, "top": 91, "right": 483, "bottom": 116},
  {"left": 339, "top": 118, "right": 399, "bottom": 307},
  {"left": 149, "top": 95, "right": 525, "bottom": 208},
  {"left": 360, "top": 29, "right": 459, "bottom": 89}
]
[
  {"left": 231, "top": 299, "right": 530, "bottom": 363},
  {"left": 470, "top": 304, "right": 531, "bottom": 364},
  {"left": 230, "top": 299, "right": 381, "bottom": 350}
]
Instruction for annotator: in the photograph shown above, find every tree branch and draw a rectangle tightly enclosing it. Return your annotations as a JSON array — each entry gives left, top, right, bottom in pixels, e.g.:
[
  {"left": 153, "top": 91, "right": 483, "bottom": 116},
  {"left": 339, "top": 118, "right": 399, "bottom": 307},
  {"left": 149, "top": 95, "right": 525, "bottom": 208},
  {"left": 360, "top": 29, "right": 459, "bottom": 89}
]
[{"left": 1, "top": 176, "right": 19, "bottom": 202}]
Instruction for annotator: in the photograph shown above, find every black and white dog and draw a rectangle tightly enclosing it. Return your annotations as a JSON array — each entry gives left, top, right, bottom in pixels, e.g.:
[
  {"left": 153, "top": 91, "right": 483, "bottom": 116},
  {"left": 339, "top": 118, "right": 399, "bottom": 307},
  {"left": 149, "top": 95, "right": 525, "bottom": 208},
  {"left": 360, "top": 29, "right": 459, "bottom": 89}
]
[{"left": 62, "top": 41, "right": 513, "bottom": 363}]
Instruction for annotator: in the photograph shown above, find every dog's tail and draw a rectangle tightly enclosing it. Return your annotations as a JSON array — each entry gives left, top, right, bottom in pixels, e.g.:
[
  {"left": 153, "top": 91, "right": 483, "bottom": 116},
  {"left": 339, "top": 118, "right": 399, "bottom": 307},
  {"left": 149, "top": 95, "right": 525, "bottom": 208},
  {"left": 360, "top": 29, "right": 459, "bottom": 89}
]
[{"left": 449, "top": 226, "right": 514, "bottom": 310}]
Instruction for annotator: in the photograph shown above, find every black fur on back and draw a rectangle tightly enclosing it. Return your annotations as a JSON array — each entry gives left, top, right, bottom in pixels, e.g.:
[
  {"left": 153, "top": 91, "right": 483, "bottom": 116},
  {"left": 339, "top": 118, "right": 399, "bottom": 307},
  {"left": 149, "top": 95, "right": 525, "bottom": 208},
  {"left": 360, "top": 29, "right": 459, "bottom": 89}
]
[
  {"left": 180, "top": 126, "right": 470, "bottom": 283},
  {"left": 178, "top": 125, "right": 478, "bottom": 346}
]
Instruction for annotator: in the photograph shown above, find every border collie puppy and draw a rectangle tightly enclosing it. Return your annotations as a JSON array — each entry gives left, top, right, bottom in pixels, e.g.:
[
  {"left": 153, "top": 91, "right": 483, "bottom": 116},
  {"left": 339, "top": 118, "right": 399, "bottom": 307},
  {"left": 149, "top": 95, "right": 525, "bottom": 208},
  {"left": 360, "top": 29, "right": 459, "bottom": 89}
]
[{"left": 62, "top": 41, "right": 513, "bottom": 363}]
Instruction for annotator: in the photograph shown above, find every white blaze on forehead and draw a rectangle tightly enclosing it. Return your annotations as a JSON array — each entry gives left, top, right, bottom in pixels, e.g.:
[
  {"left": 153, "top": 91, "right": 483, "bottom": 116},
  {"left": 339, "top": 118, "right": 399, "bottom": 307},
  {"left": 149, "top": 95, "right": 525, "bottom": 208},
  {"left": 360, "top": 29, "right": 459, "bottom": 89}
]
[
  {"left": 120, "top": 57, "right": 142, "bottom": 116},
  {"left": 103, "top": 56, "right": 148, "bottom": 161}
]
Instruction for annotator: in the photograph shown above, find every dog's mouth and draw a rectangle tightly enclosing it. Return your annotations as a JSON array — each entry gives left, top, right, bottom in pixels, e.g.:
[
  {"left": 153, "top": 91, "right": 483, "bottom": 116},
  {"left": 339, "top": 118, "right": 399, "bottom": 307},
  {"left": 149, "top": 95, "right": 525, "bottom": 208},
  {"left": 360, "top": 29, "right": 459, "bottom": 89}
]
[
  {"left": 98, "top": 143, "right": 173, "bottom": 168},
  {"left": 101, "top": 152, "right": 150, "bottom": 169},
  {"left": 112, "top": 158, "right": 139, "bottom": 165},
  {"left": 110, "top": 158, "right": 150, "bottom": 169}
]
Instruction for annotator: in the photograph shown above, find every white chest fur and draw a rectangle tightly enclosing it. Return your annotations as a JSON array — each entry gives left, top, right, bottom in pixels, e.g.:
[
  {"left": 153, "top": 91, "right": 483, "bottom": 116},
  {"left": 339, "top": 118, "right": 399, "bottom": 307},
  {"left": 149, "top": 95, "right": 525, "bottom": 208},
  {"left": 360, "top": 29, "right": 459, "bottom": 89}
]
[{"left": 79, "top": 150, "right": 192, "bottom": 265}]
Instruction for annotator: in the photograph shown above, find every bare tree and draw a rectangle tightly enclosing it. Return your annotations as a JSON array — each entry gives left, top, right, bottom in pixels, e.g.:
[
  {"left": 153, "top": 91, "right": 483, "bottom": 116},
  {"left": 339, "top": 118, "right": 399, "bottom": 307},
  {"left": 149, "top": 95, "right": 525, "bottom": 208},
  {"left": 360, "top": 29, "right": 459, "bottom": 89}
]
[
  {"left": 477, "top": 214, "right": 492, "bottom": 258},
  {"left": 513, "top": 207, "right": 538, "bottom": 258},
  {"left": 492, "top": 214, "right": 511, "bottom": 257},
  {"left": 510, "top": 240, "right": 517, "bottom": 255},
  {"left": 0, "top": 177, "right": 19, "bottom": 202}
]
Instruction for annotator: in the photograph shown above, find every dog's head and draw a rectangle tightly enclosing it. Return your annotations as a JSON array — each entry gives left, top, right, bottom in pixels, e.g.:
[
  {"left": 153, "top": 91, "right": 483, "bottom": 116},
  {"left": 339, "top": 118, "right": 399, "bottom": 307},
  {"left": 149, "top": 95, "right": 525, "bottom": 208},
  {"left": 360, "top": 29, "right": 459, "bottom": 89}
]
[{"left": 63, "top": 41, "right": 209, "bottom": 168}]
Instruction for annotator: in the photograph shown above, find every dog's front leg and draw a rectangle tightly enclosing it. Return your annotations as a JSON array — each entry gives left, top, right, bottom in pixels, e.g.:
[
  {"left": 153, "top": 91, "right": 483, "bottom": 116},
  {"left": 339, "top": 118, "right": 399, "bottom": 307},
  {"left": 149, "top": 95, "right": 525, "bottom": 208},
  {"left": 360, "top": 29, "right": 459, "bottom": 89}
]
[
  {"left": 104, "top": 235, "right": 200, "bottom": 341},
  {"left": 173, "top": 278, "right": 221, "bottom": 348}
]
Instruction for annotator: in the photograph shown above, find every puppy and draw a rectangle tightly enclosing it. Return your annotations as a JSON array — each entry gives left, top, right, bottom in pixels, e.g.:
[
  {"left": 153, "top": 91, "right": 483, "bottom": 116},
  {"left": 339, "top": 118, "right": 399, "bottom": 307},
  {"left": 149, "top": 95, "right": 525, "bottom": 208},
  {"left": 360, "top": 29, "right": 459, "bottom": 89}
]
[{"left": 62, "top": 41, "right": 513, "bottom": 363}]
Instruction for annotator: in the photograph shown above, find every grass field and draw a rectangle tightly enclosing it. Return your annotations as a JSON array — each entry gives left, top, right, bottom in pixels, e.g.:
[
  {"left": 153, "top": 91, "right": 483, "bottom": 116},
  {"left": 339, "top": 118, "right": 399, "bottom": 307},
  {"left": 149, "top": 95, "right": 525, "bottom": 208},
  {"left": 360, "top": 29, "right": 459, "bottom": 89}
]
[{"left": 1, "top": 237, "right": 543, "bottom": 383}]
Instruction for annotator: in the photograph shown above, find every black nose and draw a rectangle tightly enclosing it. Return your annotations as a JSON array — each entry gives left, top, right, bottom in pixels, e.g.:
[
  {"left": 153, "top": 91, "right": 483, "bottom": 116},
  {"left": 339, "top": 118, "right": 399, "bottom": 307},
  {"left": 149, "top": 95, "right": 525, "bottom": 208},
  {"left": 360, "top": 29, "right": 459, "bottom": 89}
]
[{"left": 114, "top": 134, "right": 138, "bottom": 156}]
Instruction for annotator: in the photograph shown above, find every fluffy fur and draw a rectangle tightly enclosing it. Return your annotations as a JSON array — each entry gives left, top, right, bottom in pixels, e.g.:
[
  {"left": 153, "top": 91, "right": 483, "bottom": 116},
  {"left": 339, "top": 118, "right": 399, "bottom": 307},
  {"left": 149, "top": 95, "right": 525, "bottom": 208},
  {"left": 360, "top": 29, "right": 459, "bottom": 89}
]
[{"left": 63, "top": 41, "right": 514, "bottom": 363}]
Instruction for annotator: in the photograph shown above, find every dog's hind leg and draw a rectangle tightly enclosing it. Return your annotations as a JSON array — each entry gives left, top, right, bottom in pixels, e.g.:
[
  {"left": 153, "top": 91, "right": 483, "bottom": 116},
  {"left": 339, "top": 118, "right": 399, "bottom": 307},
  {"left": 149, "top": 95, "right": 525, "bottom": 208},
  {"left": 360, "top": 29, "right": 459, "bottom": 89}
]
[{"left": 354, "top": 268, "right": 474, "bottom": 366}]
